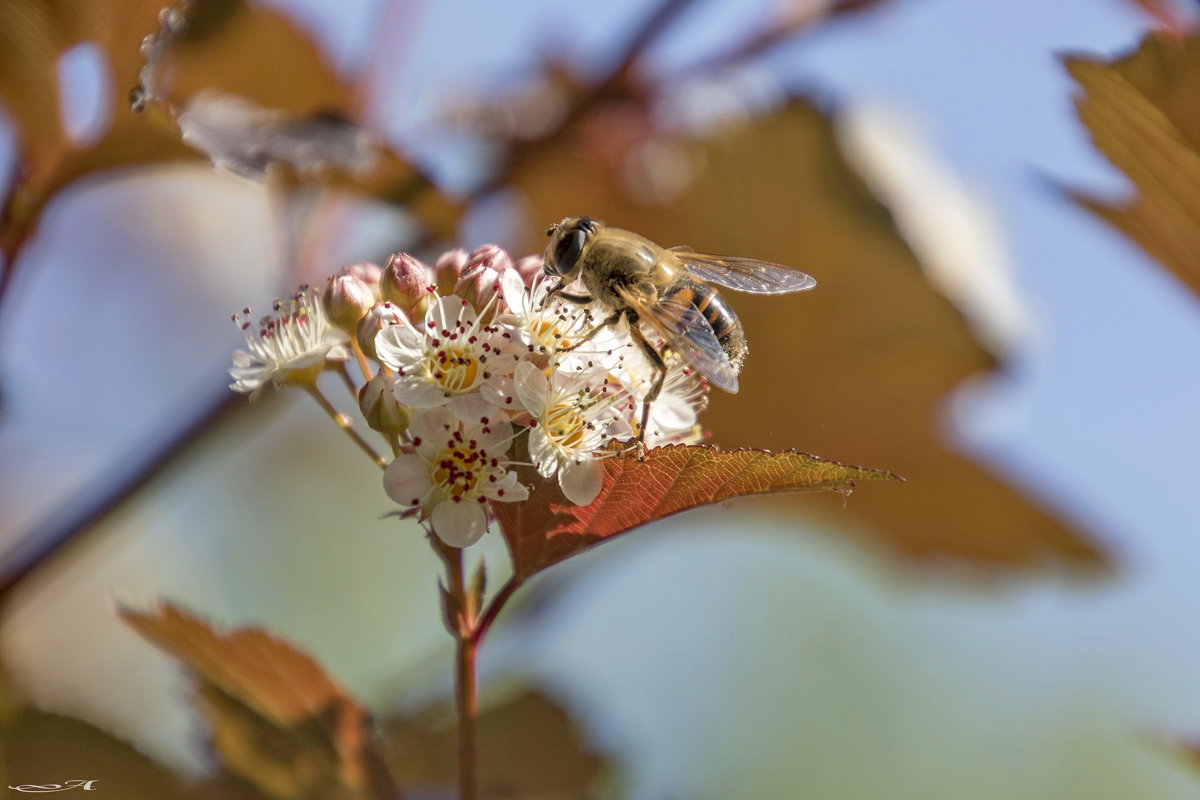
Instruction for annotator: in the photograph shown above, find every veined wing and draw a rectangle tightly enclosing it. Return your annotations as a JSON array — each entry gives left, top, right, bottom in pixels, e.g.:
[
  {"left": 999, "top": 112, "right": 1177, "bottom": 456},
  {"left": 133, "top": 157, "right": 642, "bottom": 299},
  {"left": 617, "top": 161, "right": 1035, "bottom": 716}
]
[
  {"left": 614, "top": 284, "right": 740, "bottom": 394},
  {"left": 670, "top": 247, "right": 816, "bottom": 294}
]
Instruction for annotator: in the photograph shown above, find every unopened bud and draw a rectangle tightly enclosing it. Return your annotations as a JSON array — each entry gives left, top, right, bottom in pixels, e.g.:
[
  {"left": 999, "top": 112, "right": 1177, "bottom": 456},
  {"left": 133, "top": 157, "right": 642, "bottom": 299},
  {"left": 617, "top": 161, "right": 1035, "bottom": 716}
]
[
  {"left": 514, "top": 254, "right": 544, "bottom": 286},
  {"left": 359, "top": 373, "right": 408, "bottom": 433},
  {"left": 381, "top": 253, "right": 433, "bottom": 311},
  {"left": 432, "top": 248, "right": 469, "bottom": 295},
  {"left": 323, "top": 265, "right": 380, "bottom": 331},
  {"left": 357, "top": 302, "right": 407, "bottom": 360},
  {"left": 344, "top": 261, "right": 382, "bottom": 291},
  {"left": 455, "top": 245, "right": 512, "bottom": 309}
]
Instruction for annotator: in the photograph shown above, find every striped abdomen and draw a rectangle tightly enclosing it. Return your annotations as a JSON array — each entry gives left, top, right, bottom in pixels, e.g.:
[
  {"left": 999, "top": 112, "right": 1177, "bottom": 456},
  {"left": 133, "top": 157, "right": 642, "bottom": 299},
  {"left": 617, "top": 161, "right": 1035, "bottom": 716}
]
[{"left": 663, "top": 277, "right": 748, "bottom": 372}]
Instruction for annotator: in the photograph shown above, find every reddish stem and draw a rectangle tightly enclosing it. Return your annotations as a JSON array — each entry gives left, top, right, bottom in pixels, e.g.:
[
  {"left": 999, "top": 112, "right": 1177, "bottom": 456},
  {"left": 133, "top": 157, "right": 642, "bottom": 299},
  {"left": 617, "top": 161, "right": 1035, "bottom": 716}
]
[{"left": 456, "top": 629, "right": 480, "bottom": 800}]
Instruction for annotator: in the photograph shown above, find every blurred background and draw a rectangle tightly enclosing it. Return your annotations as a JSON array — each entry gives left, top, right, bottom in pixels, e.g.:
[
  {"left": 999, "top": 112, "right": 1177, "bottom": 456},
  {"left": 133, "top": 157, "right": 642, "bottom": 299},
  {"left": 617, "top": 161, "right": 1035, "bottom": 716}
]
[{"left": 3, "top": 0, "right": 1200, "bottom": 797}]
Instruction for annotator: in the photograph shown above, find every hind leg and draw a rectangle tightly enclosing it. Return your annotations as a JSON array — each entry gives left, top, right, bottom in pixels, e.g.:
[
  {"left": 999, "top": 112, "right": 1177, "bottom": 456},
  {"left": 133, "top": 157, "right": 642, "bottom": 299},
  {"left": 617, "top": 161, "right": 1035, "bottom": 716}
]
[{"left": 625, "top": 317, "right": 665, "bottom": 459}]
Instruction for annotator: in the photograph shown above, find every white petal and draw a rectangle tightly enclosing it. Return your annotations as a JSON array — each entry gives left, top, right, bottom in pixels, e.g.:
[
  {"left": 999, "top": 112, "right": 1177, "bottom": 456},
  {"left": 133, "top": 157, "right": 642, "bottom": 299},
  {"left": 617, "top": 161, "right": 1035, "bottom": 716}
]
[
  {"left": 484, "top": 471, "right": 529, "bottom": 503},
  {"left": 651, "top": 393, "right": 697, "bottom": 431},
  {"left": 395, "top": 376, "right": 450, "bottom": 408},
  {"left": 448, "top": 393, "right": 500, "bottom": 426},
  {"left": 432, "top": 500, "right": 488, "bottom": 547},
  {"left": 475, "top": 418, "right": 513, "bottom": 452},
  {"left": 514, "top": 360, "right": 550, "bottom": 415},
  {"left": 500, "top": 268, "right": 530, "bottom": 316},
  {"left": 527, "top": 430, "right": 560, "bottom": 478},
  {"left": 481, "top": 332, "right": 520, "bottom": 374},
  {"left": 383, "top": 455, "right": 434, "bottom": 507},
  {"left": 408, "top": 407, "right": 456, "bottom": 444},
  {"left": 560, "top": 459, "right": 604, "bottom": 505},
  {"left": 479, "top": 376, "right": 519, "bottom": 411},
  {"left": 231, "top": 350, "right": 257, "bottom": 368},
  {"left": 429, "top": 294, "right": 476, "bottom": 333},
  {"left": 374, "top": 319, "right": 424, "bottom": 368}
]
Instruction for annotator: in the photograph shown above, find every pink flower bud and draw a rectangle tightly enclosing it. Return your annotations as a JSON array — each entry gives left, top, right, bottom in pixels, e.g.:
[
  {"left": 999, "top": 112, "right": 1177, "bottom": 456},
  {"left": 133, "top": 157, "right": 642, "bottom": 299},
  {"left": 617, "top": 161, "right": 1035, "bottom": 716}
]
[
  {"left": 357, "top": 302, "right": 407, "bottom": 360},
  {"left": 381, "top": 252, "right": 433, "bottom": 311},
  {"left": 322, "top": 266, "right": 380, "bottom": 331},
  {"left": 455, "top": 245, "right": 513, "bottom": 308},
  {"left": 514, "top": 254, "right": 544, "bottom": 286},
  {"left": 359, "top": 373, "right": 408, "bottom": 433},
  {"left": 344, "top": 261, "right": 382, "bottom": 291},
  {"left": 427, "top": 248, "right": 465, "bottom": 295}
]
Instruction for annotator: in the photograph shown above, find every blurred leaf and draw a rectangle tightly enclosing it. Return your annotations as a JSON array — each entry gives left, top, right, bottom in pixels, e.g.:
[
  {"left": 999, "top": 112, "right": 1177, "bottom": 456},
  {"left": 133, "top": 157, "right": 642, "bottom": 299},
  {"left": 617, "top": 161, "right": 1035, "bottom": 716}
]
[
  {"left": 0, "top": 706, "right": 201, "bottom": 799},
  {"left": 1067, "top": 31, "right": 1200, "bottom": 299},
  {"left": 495, "top": 444, "right": 898, "bottom": 579},
  {"left": 509, "top": 98, "right": 1106, "bottom": 568},
  {"left": 0, "top": 0, "right": 196, "bottom": 265},
  {"left": 385, "top": 689, "right": 611, "bottom": 798},
  {"left": 141, "top": 0, "right": 351, "bottom": 117},
  {"left": 120, "top": 603, "right": 395, "bottom": 800},
  {"left": 0, "top": 0, "right": 459, "bottom": 278},
  {"left": 138, "top": 0, "right": 460, "bottom": 236}
]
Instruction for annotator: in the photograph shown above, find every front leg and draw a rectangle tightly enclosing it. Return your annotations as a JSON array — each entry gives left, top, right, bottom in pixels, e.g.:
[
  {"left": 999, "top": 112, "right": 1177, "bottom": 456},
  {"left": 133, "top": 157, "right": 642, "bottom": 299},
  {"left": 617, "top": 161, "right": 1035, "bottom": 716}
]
[
  {"left": 557, "top": 310, "right": 623, "bottom": 353},
  {"left": 543, "top": 281, "right": 592, "bottom": 307}
]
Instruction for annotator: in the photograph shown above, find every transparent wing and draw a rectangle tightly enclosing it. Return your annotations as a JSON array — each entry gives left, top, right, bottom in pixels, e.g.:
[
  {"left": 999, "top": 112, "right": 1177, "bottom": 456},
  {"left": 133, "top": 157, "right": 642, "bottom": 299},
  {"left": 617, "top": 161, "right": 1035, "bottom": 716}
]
[
  {"left": 614, "top": 285, "right": 740, "bottom": 394},
  {"left": 670, "top": 247, "right": 817, "bottom": 294}
]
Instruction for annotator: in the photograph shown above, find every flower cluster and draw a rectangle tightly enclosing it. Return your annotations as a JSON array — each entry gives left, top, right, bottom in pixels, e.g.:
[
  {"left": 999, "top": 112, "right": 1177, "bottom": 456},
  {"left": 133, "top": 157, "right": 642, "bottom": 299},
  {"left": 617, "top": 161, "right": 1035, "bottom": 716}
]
[{"left": 230, "top": 246, "right": 709, "bottom": 546}]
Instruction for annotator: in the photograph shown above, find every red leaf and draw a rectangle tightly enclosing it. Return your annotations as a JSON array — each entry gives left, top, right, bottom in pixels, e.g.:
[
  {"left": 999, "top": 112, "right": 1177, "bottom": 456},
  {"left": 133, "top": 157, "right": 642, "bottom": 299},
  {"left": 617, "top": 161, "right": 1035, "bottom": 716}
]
[{"left": 494, "top": 444, "right": 900, "bottom": 579}]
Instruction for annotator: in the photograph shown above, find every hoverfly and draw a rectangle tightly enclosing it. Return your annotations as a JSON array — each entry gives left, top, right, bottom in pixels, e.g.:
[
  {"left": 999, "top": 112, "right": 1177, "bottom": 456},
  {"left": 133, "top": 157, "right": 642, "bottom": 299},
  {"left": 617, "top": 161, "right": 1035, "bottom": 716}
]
[{"left": 543, "top": 216, "right": 816, "bottom": 445}]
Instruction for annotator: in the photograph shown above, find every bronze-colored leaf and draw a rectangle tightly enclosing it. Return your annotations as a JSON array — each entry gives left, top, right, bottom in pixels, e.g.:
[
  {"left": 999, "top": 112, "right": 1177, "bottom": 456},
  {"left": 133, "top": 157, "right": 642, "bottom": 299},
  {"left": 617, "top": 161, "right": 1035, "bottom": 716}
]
[
  {"left": 0, "top": 0, "right": 460, "bottom": 278},
  {"left": 141, "top": 0, "right": 351, "bottom": 118},
  {"left": 119, "top": 603, "right": 394, "bottom": 800},
  {"left": 0, "top": 0, "right": 197, "bottom": 265},
  {"left": 136, "top": 0, "right": 460, "bottom": 237},
  {"left": 495, "top": 444, "right": 898, "bottom": 579},
  {"left": 1067, "top": 32, "right": 1200, "bottom": 299},
  {"left": 508, "top": 98, "right": 1106, "bottom": 568},
  {"left": 385, "top": 689, "right": 612, "bottom": 798}
]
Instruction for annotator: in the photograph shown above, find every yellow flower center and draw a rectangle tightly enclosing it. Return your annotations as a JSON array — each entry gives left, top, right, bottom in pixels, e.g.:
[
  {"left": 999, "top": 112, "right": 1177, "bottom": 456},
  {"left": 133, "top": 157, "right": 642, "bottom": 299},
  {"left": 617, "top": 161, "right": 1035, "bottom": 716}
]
[
  {"left": 531, "top": 320, "right": 573, "bottom": 352},
  {"left": 546, "top": 403, "right": 588, "bottom": 450},
  {"left": 433, "top": 446, "right": 482, "bottom": 498},
  {"left": 432, "top": 347, "right": 479, "bottom": 393}
]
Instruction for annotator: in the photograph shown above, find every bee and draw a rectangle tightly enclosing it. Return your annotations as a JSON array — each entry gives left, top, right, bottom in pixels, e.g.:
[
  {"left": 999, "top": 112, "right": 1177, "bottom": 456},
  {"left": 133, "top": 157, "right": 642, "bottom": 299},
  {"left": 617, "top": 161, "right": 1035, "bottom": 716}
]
[{"left": 542, "top": 215, "right": 816, "bottom": 445}]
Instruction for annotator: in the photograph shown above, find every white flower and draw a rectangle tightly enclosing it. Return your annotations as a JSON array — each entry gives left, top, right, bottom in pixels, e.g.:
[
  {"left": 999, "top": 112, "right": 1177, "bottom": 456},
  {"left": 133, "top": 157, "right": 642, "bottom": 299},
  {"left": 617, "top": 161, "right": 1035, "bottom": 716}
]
[
  {"left": 610, "top": 350, "right": 708, "bottom": 447},
  {"left": 374, "top": 294, "right": 522, "bottom": 422},
  {"left": 229, "top": 287, "right": 349, "bottom": 398},
  {"left": 499, "top": 270, "right": 608, "bottom": 367},
  {"left": 383, "top": 408, "right": 528, "bottom": 547},
  {"left": 514, "top": 360, "right": 626, "bottom": 505}
]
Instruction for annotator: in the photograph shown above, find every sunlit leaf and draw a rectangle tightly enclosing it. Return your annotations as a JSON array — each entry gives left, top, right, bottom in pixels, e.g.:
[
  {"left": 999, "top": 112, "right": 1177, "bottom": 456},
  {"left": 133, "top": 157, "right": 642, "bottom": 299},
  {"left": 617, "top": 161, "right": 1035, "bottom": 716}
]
[
  {"left": 119, "top": 603, "right": 394, "bottom": 800},
  {"left": 508, "top": 98, "right": 1105, "bottom": 568},
  {"left": 1067, "top": 31, "right": 1200, "bottom": 299},
  {"left": 494, "top": 444, "right": 899, "bottom": 579},
  {"left": 386, "top": 689, "right": 612, "bottom": 797}
]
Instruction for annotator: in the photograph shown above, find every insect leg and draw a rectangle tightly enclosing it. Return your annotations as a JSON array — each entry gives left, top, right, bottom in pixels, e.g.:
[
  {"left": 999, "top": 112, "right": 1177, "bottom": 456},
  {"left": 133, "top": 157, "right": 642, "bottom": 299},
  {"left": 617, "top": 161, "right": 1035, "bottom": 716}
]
[
  {"left": 624, "top": 313, "right": 666, "bottom": 459},
  {"left": 542, "top": 282, "right": 592, "bottom": 308},
  {"left": 557, "top": 310, "right": 622, "bottom": 353}
]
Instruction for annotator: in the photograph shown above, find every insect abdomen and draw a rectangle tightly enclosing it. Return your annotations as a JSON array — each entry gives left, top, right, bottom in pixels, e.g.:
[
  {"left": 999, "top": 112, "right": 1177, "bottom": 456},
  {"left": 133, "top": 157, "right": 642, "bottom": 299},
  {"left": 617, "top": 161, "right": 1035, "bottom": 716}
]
[{"left": 665, "top": 280, "right": 748, "bottom": 372}]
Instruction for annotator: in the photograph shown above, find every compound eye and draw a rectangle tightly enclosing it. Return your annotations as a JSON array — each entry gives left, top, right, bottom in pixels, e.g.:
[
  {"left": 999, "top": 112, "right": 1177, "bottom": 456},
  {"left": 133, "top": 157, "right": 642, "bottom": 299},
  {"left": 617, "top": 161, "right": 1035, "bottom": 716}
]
[{"left": 553, "top": 229, "right": 586, "bottom": 273}]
